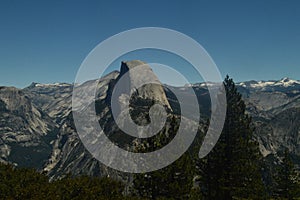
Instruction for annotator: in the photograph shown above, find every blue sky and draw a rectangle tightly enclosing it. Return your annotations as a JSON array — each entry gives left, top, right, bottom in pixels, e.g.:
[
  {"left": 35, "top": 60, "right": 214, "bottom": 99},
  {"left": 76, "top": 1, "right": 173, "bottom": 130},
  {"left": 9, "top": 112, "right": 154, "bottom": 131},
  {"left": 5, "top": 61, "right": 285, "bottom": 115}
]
[{"left": 0, "top": 0, "right": 300, "bottom": 88}]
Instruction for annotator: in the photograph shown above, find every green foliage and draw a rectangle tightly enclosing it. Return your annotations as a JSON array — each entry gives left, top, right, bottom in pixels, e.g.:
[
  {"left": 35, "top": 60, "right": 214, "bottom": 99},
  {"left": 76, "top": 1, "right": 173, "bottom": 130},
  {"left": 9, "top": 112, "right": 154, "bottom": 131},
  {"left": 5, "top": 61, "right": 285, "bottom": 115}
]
[
  {"left": 0, "top": 163, "right": 136, "bottom": 200},
  {"left": 132, "top": 153, "right": 195, "bottom": 199},
  {"left": 132, "top": 116, "right": 196, "bottom": 199},
  {"left": 198, "top": 76, "right": 266, "bottom": 199},
  {"left": 273, "top": 148, "right": 300, "bottom": 199}
]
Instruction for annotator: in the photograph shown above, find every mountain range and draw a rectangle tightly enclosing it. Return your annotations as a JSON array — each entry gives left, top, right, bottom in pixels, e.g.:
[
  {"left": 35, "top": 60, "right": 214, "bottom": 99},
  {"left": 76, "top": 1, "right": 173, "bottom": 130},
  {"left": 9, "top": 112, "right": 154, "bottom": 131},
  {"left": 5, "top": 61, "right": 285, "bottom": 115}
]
[{"left": 0, "top": 61, "right": 299, "bottom": 181}]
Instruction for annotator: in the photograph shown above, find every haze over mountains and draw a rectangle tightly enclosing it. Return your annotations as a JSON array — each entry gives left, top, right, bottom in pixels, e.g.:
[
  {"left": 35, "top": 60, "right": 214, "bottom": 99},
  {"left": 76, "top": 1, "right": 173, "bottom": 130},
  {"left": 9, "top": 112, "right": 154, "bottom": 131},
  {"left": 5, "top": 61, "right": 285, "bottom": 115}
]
[{"left": 0, "top": 61, "right": 299, "bottom": 180}]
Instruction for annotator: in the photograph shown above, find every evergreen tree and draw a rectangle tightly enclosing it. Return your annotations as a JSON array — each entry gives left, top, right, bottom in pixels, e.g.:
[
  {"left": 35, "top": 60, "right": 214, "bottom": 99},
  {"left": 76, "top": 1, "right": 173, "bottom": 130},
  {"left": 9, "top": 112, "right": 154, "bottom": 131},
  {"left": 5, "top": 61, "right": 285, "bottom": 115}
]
[
  {"left": 199, "top": 75, "right": 266, "bottom": 199},
  {"left": 0, "top": 162, "right": 135, "bottom": 200},
  {"left": 132, "top": 116, "right": 195, "bottom": 199},
  {"left": 274, "top": 148, "right": 300, "bottom": 199}
]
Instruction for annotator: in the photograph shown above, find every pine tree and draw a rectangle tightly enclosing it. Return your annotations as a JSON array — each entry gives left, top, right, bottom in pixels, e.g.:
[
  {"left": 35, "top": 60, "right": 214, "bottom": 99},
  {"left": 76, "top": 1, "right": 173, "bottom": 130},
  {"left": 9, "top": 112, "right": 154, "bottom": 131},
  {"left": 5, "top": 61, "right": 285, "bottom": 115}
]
[
  {"left": 199, "top": 75, "right": 266, "bottom": 199},
  {"left": 0, "top": 162, "right": 132, "bottom": 199},
  {"left": 274, "top": 148, "right": 300, "bottom": 199},
  {"left": 132, "top": 116, "right": 195, "bottom": 199}
]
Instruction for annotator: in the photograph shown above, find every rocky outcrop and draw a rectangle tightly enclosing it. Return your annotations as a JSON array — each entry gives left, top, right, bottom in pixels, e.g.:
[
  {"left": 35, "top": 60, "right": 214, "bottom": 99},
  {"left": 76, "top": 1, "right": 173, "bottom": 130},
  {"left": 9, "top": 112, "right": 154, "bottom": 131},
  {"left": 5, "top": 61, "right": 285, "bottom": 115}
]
[
  {"left": 118, "top": 60, "right": 172, "bottom": 110},
  {"left": 0, "top": 87, "right": 56, "bottom": 168},
  {"left": 42, "top": 71, "right": 121, "bottom": 179},
  {"left": 23, "top": 82, "right": 73, "bottom": 124}
]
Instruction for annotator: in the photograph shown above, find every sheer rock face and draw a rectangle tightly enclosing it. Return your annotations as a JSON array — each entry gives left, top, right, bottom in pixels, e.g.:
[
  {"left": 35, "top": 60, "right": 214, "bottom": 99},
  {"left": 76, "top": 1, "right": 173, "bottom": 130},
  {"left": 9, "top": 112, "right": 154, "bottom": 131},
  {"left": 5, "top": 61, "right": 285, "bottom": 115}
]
[
  {"left": 119, "top": 60, "right": 172, "bottom": 111},
  {"left": 0, "top": 87, "right": 55, "bottom": 169}
]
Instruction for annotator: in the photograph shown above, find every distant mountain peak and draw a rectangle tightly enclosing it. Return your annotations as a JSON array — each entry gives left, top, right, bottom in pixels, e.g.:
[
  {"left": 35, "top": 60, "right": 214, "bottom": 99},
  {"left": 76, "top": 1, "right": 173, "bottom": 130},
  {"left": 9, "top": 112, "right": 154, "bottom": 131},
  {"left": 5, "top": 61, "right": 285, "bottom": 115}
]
[
  {"left": 280, "top": 77, "right": 291, "bottom": 82},
  {"left": 237, "top": 78, "right": 300, "bottom": 89},
  {"left": 28, "top": 82, "right": 71, "bottom": 88},
  {"left": 277, "top": 77, "right": 300, "bottom": 86}
]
